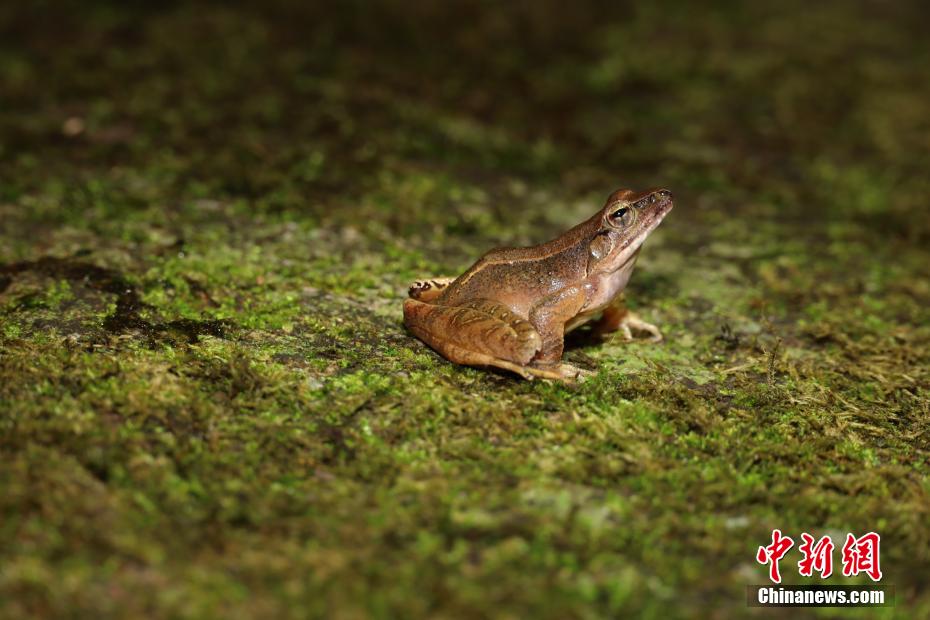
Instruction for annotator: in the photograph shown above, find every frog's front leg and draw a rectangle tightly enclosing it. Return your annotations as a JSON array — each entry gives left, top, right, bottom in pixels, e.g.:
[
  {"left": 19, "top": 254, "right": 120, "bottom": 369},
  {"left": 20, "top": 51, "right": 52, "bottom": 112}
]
[
  {"left": 526, "top": 285, "right": 593, "bottom": 381},
  {"left": 593, "top": 296, "right": 662, "bottom": 342},
  {"left": 404, "top": 297, "right": 547, "bottom": 379}
]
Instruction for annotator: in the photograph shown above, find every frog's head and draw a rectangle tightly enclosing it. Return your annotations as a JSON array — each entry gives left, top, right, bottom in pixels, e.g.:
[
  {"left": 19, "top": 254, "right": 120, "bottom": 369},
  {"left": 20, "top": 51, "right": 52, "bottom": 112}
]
[{"left": 588, "top": 188, "right": 673, "bottom": 273}]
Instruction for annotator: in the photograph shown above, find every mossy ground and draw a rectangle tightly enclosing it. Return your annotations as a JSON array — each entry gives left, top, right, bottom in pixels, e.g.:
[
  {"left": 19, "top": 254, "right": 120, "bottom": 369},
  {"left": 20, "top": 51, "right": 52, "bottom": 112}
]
[{"left": 2, "top": 1, "right": 929, "bottom": 618}]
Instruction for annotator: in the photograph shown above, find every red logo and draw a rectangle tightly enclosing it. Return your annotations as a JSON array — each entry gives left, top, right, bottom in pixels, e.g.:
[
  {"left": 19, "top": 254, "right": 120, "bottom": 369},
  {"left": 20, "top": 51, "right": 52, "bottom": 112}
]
[
  {"left": 756, "top": 529, "right": 794, "bottom": 584},
  {"left": 841, "top": 532, "right": 882, "bottom": 582},
  {"left": 798, "top": 533, "right": 834, "bottom": 578},
  {"left": 757, "top": 530, "right": 882, "bottom": 583}
]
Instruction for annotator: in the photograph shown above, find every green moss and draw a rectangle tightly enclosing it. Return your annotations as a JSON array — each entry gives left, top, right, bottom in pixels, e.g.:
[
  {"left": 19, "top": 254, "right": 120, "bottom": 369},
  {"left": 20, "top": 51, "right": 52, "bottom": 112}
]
[{"left": 2, "top": 0, "right": 929, "bottom": 618}]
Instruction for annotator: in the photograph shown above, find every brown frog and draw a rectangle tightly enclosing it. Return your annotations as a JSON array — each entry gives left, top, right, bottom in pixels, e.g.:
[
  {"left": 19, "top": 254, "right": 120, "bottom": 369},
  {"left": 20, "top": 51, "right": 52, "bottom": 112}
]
[{"left": 403, "top": 188, "right": 673, "bottom": 381}]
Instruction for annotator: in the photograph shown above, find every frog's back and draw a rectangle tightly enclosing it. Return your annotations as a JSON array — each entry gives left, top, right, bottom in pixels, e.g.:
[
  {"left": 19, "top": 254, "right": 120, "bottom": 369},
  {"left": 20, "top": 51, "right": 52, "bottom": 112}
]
[{"left": 438, "top": 238, "right": 591, "bottom": 316}]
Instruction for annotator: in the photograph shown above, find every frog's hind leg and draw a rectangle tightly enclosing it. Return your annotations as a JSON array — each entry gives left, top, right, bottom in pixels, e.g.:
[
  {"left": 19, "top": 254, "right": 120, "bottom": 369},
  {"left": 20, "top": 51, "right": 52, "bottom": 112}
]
[
  {"left": 403, "top": 298, "right": 544, "bottom": 379},
  {"left": 407, "top": 277, "right": 456, "bottom": 303}
]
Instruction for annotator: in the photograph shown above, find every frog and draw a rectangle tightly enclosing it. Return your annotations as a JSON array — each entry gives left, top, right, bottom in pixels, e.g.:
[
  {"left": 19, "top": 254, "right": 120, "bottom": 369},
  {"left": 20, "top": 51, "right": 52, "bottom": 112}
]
[{"left": 403, "top": 187, "right": 673, "bottom": 381}]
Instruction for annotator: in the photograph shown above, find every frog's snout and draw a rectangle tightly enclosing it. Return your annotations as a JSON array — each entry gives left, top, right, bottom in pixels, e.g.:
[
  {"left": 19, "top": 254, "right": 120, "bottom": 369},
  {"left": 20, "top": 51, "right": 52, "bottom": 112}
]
[{"left": 632, "top": 188, "right": 673, "bottom": 212}]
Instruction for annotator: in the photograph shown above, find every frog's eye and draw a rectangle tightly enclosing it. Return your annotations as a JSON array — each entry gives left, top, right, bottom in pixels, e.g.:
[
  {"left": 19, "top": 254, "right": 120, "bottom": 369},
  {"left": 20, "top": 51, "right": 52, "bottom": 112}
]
[{"left": 609, "top": 205, "right": 635, "bottom": 228}]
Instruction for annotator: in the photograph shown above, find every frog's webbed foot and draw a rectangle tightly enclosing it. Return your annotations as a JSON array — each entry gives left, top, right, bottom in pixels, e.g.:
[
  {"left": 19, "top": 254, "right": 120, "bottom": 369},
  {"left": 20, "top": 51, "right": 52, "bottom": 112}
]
[
  {"left": 407, "top": 277, "right": 456, "bottom": 303},
  {"left": 593, "top": 303, "right": 663, "bottom": 343}
]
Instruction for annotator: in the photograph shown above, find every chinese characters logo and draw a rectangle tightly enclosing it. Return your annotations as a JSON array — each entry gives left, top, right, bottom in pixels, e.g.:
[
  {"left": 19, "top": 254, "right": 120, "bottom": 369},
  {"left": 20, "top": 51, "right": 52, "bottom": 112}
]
[{"left": 756, "top": 530, "right": 882, "bottom": 583}]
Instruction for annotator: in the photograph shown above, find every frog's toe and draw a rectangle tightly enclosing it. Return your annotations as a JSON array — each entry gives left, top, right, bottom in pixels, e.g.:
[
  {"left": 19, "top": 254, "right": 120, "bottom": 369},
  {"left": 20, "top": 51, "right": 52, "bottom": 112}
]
[
  {"left": 567, "top": 364, "right": 596, "bottom": 382},
  {"left": 614, "top": 311, "right": 662, "bottom": 344},
  {"left": 525, "top": 362, "right": 594, "bottom": 383},
  {"left": 617, "top": 323, "right": 634, "bottom": 342},
  {"left": 407, "top": 277, "right": 456, "bottom": 302}
]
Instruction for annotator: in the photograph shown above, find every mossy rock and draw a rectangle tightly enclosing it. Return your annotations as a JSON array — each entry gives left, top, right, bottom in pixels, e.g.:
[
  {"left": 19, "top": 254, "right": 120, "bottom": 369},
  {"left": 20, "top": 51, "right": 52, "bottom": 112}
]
[{"left": 1, "top": 1, "right": 928, "bottom": 618}]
